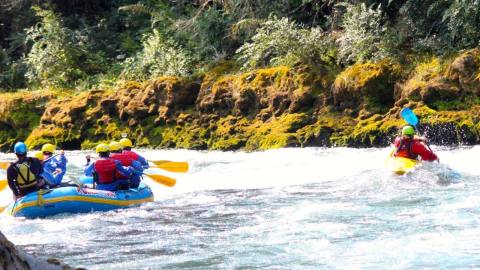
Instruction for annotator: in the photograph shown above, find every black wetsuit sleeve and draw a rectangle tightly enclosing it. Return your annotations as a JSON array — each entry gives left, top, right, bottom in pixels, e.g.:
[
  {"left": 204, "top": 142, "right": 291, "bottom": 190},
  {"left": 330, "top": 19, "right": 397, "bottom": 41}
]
[
  {"left": 29, "top": 158, "right": 43, "bottom": 177},
  {"left": 6, "top": 165, "right": 19, "bottom": 197}
]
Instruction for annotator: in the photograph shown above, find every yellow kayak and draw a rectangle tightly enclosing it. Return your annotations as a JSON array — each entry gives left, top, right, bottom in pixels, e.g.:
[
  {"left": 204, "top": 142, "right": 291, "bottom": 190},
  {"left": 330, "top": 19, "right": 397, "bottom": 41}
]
[{"left": 385, "top": 156, "right": 419, "bottom": 175}]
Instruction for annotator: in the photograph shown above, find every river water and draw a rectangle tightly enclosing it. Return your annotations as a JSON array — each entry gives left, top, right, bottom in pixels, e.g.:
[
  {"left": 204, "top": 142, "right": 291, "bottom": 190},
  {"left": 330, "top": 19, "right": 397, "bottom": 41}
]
[{"left": 1, "top": 146, "right": 480, "bottom": 269}]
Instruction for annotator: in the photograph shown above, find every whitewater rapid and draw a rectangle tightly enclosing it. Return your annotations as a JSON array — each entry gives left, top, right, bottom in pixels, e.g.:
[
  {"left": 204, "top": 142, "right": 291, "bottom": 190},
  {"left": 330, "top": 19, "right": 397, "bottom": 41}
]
[{"left": 1, "top": 146, "right": 479, "bottom": 269}]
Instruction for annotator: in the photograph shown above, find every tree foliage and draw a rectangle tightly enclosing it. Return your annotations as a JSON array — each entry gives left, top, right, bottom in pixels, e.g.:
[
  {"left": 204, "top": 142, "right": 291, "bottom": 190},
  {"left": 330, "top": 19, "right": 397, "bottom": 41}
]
[
  {"left": 121, "top": 29, "right": 192, "bottom": 80},
  {"left": 236, "top": 16, "right": 336, "bottom": 69},
  {"left": 0, "top": 0, "right": 480, "bottom": 90},
  {"left": 336, "top": 3, "right": 401, "bottom": 64},
  {"left": 24, "top": 7, "right": 85, "bottom": 87}
]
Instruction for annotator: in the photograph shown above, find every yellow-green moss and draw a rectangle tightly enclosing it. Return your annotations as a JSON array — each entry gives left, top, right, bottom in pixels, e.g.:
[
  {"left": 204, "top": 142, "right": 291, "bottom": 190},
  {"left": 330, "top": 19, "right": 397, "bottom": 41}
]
[
  {"left": 334, "top": 61, "right": 401, "bottom": 91},
  {"left": 403, "top": 58, "right": 444, "bottom": 94},
  {"left": 244, "top": 113, "right": 309, "bottom": 150},
  {"left": 25, "top": 126, "right": 69, "bottom": 149}
]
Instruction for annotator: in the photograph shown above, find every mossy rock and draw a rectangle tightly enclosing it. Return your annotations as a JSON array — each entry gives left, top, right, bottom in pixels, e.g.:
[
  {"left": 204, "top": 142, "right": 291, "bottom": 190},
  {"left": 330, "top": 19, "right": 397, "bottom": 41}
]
[
  {"left": 244, "top": 113, "right": 310, "bottom": 150},
  {"left": 445, "top": 48, "right": 480, "bottom": 95},
  {"left": 333, "top": 61, "right": 401, "bottom": 113},
  {"left": 417, "top": 106, "right": 480, "bottom": 145}
]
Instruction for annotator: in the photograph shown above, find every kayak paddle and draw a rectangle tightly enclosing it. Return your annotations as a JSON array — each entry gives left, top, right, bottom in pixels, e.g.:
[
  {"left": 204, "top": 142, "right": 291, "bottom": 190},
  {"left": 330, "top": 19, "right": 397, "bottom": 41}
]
[
  {"left": 400, "top": 108, "right": 419, "bottom": 126},
  {"left": 149, "top": 160, "right": 189, "bottom": 173}
]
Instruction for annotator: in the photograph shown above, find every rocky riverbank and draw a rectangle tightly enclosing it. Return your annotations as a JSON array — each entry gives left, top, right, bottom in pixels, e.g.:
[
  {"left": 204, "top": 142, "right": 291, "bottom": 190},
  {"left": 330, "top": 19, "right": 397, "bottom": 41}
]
[
  {"left": 0, "top": 231, "right": 78, "bottom": 270},
  {"left": 0, "top": 49, "right": 479, "bottom": 152}
]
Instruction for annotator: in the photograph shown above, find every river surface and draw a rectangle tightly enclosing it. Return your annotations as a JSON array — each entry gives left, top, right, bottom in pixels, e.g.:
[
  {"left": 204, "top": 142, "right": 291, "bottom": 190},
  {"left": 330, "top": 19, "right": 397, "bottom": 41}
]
[{"left": 1, "top": 146, "right": 480, "bottom": 269}]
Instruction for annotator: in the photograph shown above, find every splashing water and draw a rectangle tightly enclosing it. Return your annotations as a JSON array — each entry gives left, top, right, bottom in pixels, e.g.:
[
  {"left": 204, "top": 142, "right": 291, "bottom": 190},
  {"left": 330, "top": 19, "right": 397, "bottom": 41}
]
[{"left": 1, "top": 146, "right": 479, "bottom": 269}]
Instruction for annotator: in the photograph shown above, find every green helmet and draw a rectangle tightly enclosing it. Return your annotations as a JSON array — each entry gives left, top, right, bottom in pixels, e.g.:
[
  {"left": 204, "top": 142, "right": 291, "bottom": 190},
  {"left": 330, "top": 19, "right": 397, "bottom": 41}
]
[{"left": 402, "top": 125, "right": 415, "bottom": 136}]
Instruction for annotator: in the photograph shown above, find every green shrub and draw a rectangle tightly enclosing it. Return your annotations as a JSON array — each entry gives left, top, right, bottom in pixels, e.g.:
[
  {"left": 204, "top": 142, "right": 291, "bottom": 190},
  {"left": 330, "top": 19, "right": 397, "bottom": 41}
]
[
  {"left": 121, "top": 29, "right": 192, "bottom": 80},
  {"left": 236, "top": 16, "right": 336, "bottom": 70},
  {"left": 442, "top": 0, "right": 480, "bottom": 49},
  {"left": 337, "top": 3, "right": 402, "bottom": 64},
  {"left": 24, "top": 7, "right": 85, "bottom": 87}
]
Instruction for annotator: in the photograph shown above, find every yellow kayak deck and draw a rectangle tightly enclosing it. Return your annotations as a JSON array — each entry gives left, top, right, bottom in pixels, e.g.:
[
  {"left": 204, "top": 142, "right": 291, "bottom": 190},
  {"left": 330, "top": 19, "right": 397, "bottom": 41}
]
[{"left": 385, "top": 156, "right": 419, "bottom": 175}]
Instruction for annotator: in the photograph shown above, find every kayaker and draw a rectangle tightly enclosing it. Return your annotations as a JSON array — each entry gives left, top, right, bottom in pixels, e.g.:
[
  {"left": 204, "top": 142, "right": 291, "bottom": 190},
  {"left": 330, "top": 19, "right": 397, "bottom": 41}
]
[
  {"left": 41, "top": 143, "right": 68, "bottom": 184},
  {"left": 119, "top": 138, "right": 149, "bottom": 169},
  {"left": 84, "top": 143, "right": 133, "bottom": 191},
  {"left": 6, "top": 142, "right": 48, "bottom": 198},
  {"left": 393, "top": 125, "right": 438, "bottom": 161},
  {"left": 109, "top": 141, "right": 143, "bottom": 189}
]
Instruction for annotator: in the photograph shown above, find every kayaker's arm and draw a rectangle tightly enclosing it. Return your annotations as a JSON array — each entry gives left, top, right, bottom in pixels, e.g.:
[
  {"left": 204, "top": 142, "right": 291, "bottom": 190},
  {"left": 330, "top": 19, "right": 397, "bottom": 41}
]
[{"left": 413, "top": 141, "right": 438, "bottom": 162}]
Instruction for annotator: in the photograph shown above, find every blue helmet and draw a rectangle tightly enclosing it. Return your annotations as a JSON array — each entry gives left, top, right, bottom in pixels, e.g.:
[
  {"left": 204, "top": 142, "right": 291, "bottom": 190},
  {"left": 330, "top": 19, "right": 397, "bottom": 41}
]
[{"left": 14, "top": 142, "right": 27, "bottom": 155}]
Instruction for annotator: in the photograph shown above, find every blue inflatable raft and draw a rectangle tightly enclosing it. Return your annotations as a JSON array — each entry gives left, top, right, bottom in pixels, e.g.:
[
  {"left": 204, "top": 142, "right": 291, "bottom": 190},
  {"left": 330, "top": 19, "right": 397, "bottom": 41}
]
[{"left": 3, "top": 177, "right": 154, "bottom": 218}]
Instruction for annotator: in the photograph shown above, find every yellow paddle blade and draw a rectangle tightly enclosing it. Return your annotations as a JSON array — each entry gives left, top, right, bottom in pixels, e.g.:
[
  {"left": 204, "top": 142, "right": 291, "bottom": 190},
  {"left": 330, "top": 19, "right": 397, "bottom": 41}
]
[
  {"left": 0, "top": 203, "right": 9, "bottom": 213},
  {"left": 0, "top": 179, "right": 7, "bottom": 191},
  {"left": 150, "top": 160, "right": 189, "bottom": 173},
  {"left": 145, "top": 174, "right": 176, "bottom": 187},
  {"left": 0, "top": 161, "right": 9, "bottom": 170}
]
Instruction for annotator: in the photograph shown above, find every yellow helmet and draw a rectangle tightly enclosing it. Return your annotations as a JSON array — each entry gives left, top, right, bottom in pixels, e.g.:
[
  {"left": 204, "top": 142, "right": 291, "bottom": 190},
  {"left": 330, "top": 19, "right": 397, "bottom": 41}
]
[
  {"left": 33, "top": 151, "right": 44, "bottom": 161},
  {"left": 119, "top": 138, "right": 133, "bottom": 148},
  {"left": 96, "top": 143, "right": 110, "bottom": 153},
  {"left": 41, "top": 143, "right": 56, "bottom": 153},
  {"left": 109, "top": 141, "right": 122, "bottom": 152}
]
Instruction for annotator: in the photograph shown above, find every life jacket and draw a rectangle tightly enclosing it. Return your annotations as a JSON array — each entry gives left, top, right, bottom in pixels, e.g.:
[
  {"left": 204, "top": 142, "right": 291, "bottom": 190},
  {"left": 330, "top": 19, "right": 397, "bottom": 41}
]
[
  {"left": 94, "top": 158, "right": 120, "bottom": 184},
  {"left": 394, "top": 138, "right": 418, "bottom": 160},
  {"left": 12, "top": 158, "right": 41, "bottom": 190},
  {"left": 122, "top": 150, "right": 139, "bottom": 161},
  {"left": 110, "top": 153, "right": 134, "bottom": 180},
  {"left": 110, "top": 153, "right": 133, "bottom": 167}
]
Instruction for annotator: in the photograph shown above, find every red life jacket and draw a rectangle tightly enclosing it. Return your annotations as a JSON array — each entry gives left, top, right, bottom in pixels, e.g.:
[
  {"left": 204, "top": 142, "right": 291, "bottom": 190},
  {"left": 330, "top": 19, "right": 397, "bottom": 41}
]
[
  {"left": 110, "top": 153, "right": 133, "bottom": 167},
  {"left": 394, "top": 138, "right": 418, "bottom": 160},
  {"left": 94, "top": 158, "right": 118, "bottom": 184},
  {"left": 110, "top": 153, "right": 133, "bottom": 180},
  {"left": 122, "top": 150, "right": 139, "bottom": 161}
]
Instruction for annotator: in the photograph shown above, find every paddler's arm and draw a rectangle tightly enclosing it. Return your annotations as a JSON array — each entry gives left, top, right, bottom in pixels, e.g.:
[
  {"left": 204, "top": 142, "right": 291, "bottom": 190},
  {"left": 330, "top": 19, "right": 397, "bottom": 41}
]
[
  {"left": 6, "top": 165, "right": 20, "bottom": 197},
  {"left": 115, "top": 161, "right": 133, "bottom": 177},
  {"left": 84, "top": 162, "right": 94, "bottom": 176},
  {"left": 57, "top": 150, "right": 68, "bottom": 170},
  {"left": 137, "top": 155, "right": 149, "bottom": 169},
  {"left": 130, "top": 160, "right": 143, "bottom": 175},
  {"left": 41, "top": 170, "right": 60, "bottom": 186}
]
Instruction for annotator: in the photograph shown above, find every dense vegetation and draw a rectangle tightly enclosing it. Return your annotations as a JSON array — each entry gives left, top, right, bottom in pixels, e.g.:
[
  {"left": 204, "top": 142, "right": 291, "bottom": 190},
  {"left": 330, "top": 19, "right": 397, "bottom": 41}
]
[
  {"left": 1, "top": 0, "right": 480, "bottom": 91},
  {"left": 0, "top": 0, "right": 479, "bottom": 151}
]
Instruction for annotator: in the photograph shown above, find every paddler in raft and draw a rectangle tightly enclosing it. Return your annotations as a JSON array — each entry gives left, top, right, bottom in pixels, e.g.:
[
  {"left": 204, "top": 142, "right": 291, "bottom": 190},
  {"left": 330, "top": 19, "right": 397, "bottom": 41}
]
[
  {"left": 40, "top": 143, "right": 68, "bottom": 185},
  {"left": 119, "top": 138, "right": 149, "bottom": 169},
  {"left": 392, "top": 125, "right": 438, "bottom": 162},
  {"left": 109, "top": 141, "right": 144, "bottom": 189},
  {"left": 33, "top": 151, "right": 66, "bottom": 187},
  {"left": 6, "top": 142, "right": 51, "bottom": 199},
  {"left": 84, "top": 143, "right": 134, "bottom": 191}
]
